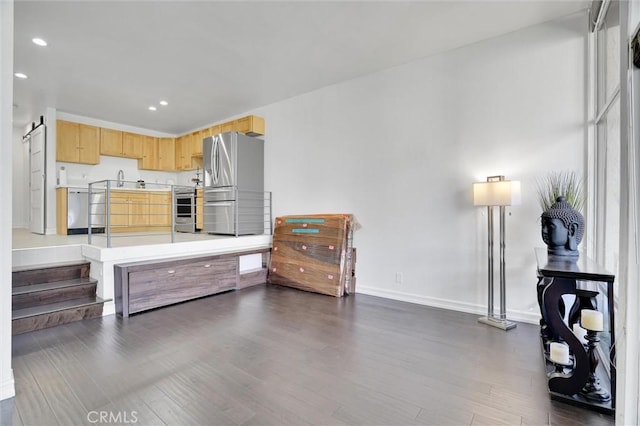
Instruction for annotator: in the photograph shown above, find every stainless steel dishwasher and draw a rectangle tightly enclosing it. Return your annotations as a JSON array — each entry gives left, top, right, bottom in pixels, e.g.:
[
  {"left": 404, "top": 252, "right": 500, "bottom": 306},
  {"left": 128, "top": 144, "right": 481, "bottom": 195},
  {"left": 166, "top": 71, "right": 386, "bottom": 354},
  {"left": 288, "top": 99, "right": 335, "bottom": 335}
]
[{"left": 67, "top": 188, "right": 106, "bottom": 234}]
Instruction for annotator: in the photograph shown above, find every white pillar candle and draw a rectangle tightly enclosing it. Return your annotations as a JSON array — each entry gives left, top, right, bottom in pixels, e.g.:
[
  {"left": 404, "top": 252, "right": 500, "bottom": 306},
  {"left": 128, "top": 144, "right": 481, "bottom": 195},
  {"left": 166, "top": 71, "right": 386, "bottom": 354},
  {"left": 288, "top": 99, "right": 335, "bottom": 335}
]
[
  {"left": 581, "top": 309, "right": 604, "bottom": 331},
  {"left": 572, "top": 323, "right": 587, "bottom": 345},
  {"left": 549, "top": 342, "right": 570, "bottom": 365}
]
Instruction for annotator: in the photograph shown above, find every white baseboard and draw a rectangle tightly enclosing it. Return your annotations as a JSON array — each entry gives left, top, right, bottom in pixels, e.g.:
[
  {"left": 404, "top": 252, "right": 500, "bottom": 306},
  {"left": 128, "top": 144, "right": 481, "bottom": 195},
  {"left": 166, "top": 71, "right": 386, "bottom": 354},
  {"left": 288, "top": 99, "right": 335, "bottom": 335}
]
[
  {"left": 356, "top": 286, "right": 540, "bottom": 325},
  {"left": 0, "top": 370, "right": 15, "bottom": 401}
]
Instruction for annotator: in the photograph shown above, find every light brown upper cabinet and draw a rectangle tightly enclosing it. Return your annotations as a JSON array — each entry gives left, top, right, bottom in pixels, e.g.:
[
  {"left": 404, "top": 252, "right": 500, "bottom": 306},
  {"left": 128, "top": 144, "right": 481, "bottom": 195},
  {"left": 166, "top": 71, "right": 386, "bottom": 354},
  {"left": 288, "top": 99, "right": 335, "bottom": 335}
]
[
  {"left": 220, "top": 121, "right": 234, "bottom": 133},
  {"left": 192, "top": 130, "right": 204, "bottom": 157},
  {"left": 175, "top": 134, "right": 194, "bottom": 170},
  {"left": 139, "top": 136, "right": 159, "bottom": 170},
  {"left": 100, "top": 129, "right": 143, "bottom": 158},
  {"left": 100, "top": 128, "right": 123, "bottom": 156},
  {"left": 122, "top": 132, "right": 144, "bottom": 158},
  {"left": 56, "top": 120, "right": 100, "bottom": 164},
  {"left": 233, "top": 115, "right": 265, "bottom": 136},
  {"left": 158, "top": 138, "right": 175, "bottom": 171}
]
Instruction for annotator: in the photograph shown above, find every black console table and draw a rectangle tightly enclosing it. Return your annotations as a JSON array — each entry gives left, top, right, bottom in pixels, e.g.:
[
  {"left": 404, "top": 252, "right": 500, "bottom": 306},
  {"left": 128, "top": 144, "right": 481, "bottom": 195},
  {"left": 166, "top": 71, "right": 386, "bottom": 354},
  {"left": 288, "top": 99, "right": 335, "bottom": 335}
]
[{"left": 535, "top": 248, "right": 615, "bottom": 414}]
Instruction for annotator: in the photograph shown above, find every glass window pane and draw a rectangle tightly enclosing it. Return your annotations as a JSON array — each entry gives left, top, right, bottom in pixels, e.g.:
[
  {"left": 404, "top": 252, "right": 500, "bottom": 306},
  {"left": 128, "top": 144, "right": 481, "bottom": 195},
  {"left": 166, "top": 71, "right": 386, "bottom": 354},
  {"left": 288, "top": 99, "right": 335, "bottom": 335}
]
[
  {"left": 596, "top": 0, "right": 620, "bottom": 113},
  {"left": 605, "top": 0, "right": 620, "bottom": 100},
  {"left": 603, "top": 96, "right": 620, "bottom": 281}
]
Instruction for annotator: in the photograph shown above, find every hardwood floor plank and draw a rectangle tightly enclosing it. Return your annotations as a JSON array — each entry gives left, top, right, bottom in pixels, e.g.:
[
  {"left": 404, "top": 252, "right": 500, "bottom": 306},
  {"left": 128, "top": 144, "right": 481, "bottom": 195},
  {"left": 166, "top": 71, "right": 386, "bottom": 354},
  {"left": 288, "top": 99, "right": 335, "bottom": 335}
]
[
  {"left": 94, "top": 394, "right": 166, "bottom": 426},
  {"left": 416, "top": 407, "right": 474, "bottom": 425},
  {"left": 0, "top": 398, "right": 22, "bottom": 426},
  {"left": 13, "top": 383, "right": 58, "bottom": 426},
  {"left": 37, "top": 378, "right": 91, "bottom": 425},
  {"left": 471, "top": 412, "right": 522, "bottom": 426},
  {"left": 10, "top": 285, "right": 614, "bottom": 426}
]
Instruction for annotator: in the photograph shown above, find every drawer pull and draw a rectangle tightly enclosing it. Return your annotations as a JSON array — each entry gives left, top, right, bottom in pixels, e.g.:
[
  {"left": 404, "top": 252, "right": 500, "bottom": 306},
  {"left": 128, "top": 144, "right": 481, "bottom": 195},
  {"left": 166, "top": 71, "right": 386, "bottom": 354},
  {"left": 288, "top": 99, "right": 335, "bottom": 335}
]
[
  {"left": 167, "top": 270, "right": 176, "bottom": 274},
  {"left": 204, "top": 264, "right": 211, "bottom": 268}
]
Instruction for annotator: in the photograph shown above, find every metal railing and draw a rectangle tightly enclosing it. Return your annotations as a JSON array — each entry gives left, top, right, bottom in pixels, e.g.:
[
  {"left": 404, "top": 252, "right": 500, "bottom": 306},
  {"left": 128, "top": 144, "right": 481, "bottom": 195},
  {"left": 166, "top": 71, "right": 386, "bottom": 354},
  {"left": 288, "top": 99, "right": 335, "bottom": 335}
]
[{"left": 87, "top": 180, "right": 272, "bottom": 247}]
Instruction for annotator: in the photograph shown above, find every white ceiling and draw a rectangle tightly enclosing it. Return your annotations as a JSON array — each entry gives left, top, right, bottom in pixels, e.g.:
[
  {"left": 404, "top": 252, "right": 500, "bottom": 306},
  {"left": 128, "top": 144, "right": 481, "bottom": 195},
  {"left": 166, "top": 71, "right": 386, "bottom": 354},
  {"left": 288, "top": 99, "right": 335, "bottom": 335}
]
[{"left": 13, "top": 1, "right": 588, "bottom": 135}]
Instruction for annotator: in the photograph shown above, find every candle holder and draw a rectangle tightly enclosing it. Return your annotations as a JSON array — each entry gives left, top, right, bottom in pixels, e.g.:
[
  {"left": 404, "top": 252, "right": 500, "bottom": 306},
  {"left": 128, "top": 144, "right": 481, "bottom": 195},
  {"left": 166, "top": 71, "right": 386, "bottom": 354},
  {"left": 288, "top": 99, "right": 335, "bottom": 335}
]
[
  {"left": 580, "top": 329, "right": 611, "bottom": 402},
  {"left": 551, "top": 357, "right": 573, "bottom": 374}
]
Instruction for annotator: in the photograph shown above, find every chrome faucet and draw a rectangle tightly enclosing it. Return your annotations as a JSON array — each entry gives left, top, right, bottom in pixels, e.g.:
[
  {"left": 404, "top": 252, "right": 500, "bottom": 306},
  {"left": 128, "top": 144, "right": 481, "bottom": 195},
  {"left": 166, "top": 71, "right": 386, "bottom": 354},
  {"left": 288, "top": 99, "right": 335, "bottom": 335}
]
[{"left": 117, "top": 169, "right": 124, "bottom": 187}]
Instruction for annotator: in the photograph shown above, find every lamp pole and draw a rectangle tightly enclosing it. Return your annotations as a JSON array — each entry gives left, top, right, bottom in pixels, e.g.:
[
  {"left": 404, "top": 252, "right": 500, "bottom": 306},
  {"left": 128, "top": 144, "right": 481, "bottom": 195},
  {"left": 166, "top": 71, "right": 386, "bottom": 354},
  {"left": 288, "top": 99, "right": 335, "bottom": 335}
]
[{"left": 476, "top": 175, "right": 517, "bottom": 331}]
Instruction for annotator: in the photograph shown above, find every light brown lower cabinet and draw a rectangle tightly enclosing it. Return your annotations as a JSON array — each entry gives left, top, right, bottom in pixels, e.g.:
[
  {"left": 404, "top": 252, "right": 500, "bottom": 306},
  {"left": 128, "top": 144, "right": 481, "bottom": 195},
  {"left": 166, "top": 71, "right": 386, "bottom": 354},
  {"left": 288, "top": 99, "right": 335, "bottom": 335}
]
[
  {"left": 196, "top": 188, "right": 204, "bottom": 230},
  {"left": 109, "top": 190, "right": 171, "bottom": 232}
]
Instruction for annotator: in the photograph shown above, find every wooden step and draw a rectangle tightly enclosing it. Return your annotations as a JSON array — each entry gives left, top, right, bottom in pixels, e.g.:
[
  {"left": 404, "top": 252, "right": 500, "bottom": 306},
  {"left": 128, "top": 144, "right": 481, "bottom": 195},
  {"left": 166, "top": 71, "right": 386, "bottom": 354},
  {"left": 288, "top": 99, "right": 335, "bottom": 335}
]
[
  {"left": 12, "top": 261, "right": 91, "bottom": 287},
  {"left": 12, "top": 296, "right": 109, "bottom": 335},
  {"left": 12, "top": 278, "right": 98, "bottom": 310}
]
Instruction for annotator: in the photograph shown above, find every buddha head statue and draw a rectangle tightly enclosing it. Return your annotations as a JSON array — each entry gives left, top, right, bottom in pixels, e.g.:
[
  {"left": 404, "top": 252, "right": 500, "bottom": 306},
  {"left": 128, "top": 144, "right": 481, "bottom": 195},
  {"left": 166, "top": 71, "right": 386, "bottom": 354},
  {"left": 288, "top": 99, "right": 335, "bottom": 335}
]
[{"left": 541, "top": 196, "right": 585, "bottom": 257}]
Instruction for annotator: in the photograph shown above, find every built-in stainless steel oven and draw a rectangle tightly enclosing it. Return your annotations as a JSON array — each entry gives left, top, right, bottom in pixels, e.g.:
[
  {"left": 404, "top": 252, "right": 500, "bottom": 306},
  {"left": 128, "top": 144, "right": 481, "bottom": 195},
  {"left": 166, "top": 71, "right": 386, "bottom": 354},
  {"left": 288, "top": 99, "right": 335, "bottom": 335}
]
[{"left": 174, "top": 187, "right": 198, "bottom": 233}]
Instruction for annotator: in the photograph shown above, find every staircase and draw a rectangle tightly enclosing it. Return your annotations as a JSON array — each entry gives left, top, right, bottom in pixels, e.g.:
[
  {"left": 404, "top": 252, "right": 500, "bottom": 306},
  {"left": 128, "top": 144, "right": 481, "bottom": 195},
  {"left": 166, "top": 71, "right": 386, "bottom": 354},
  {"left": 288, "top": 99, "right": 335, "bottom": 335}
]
[{"left": 12, "top": 261, "right": 109, "bottom": 335}]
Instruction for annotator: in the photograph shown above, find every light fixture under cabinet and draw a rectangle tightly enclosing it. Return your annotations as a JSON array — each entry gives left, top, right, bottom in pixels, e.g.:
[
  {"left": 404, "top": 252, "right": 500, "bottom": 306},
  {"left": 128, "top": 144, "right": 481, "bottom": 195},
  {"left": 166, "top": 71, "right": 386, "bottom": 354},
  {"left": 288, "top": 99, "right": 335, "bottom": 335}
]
[
  {"left": 148, "top": 106, "right": 157, "bottom": 111},
  {"left": 14, "top": 72, "right": 28, "bottom": 79}
]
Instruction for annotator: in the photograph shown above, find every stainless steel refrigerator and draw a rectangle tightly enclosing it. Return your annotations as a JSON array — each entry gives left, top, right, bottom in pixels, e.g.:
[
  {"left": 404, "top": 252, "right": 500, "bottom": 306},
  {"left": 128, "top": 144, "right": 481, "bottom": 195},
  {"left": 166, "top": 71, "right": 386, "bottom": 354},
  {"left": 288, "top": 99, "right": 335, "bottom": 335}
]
[{"left": 203, "top": 132, "right": 264, "bottom": 235}]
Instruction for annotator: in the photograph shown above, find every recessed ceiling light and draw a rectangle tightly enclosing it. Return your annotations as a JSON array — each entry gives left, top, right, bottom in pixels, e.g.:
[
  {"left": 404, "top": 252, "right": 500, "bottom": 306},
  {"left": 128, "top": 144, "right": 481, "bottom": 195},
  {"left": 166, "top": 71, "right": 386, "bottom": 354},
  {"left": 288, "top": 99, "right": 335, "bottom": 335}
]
[
  {"left": 14, "top": 72, "right": 28, "bottom": 79},
  {"left": 159, "top": 100, "right": 168, "bottom": 106},
  {"left": 148, "top": 106, "right": 157, "bottom": 111},
  {"left": 32, "top": 38, "right": 47, "bottom": 47}
]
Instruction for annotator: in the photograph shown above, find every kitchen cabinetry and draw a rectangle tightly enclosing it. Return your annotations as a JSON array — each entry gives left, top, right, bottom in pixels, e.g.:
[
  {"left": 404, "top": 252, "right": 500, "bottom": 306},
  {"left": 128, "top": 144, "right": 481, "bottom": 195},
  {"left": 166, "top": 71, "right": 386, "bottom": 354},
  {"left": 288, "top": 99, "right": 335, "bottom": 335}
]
[
  {"left": 148, "top": 192, "right": 172, "bottom": 227},
  {"left": 109, "top": 190, "right": 153, "bottom": 232},
  {"left": 158, "top": 138, "right": 176, "bottom": 170},
  {"left": 175, "top": 134, "right": 195, "bottom": 170},
  {"left": 192, "top": 130, "right": 204, "bottom": 157},
  {"left": 196, "top": 188, "right": 204, "bottom": 230},
  {"left": 100, "top": 129, "right": 143, "bottom": 158},
  {"left": 109, "top": 191, "right": 134, "bottom": 229},
  {"left": 56, "top": 120, "right": 100, "bottom": 164},
  {"left": 139, "top": 136, "right": 159, "bottom": 170},
  {"left": 100, "top": 128, "right": 124, "bottom": 156},
  {"left": 56, "top": 188, "right": 69, "bottom": 235},
  {"left": 175, "top": 132, "right": 202, "bottom": 170},
  {"left": 139, "top": 137, "right": 175, "bottom": 171},
  {"left": 56, "top": 114, "right": 264, "bottom": 171},
  {"left": 220, "top": 121, "right": 234, "bottom": 133},
  {"left": 128, "top": 192, "right": 149, "bottom": 227},
  {"left": 233, "top": 115, "right": 265, "bottom": 136},
  {"left": 123, "top": 132, "right": 144, "bottom": 158}
]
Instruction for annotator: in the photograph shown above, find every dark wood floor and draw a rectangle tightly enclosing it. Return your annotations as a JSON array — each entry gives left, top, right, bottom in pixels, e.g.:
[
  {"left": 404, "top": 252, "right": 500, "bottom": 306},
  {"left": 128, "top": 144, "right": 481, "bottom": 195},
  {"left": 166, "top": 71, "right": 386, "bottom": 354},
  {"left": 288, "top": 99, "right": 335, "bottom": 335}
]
[{"left": 1, "top": 285, "right": 614, "bottom": 426}]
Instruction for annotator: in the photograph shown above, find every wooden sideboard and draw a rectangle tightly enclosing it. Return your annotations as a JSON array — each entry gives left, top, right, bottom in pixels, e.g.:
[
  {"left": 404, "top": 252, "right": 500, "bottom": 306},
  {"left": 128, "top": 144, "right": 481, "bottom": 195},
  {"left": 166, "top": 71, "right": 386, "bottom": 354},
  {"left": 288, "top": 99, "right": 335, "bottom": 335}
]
[{"left": 114, "top": 249, "right": 269, "bottom": 317}]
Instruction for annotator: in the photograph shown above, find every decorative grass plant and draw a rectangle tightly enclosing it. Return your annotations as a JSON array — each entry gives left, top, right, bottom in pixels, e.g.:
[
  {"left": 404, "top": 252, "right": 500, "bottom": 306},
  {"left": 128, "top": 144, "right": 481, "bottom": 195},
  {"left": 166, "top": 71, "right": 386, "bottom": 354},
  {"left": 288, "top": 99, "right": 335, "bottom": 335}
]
[{"left": 536, "top": 171, "right": 585, "bottom": 213}]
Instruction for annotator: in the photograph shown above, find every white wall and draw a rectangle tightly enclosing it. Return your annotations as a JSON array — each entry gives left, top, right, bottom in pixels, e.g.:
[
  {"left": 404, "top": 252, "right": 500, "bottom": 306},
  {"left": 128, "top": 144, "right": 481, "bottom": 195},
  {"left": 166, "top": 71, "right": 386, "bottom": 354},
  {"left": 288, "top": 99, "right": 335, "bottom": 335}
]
[
  {"left": 12, "top": 126, "right": 28, "bottom": 229},
  {"left": 1, "top": 0, "right": 15, "bottom": 401},
  {"left": 252, "top": 12, "right": 587, "bottom": 323}
]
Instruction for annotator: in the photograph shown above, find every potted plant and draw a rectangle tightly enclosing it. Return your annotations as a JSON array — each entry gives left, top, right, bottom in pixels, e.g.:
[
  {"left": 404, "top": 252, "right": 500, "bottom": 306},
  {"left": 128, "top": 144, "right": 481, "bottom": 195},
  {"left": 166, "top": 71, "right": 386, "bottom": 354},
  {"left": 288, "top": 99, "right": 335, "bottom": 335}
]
[{"left": 536, "top": 171, "right": 585, "bottom": 213}]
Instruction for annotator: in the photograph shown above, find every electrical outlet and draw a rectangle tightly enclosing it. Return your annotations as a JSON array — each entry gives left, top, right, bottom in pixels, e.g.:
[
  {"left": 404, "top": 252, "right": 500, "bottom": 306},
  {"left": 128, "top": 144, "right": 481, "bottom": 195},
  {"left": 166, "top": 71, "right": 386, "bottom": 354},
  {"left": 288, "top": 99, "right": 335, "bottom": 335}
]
[{"left": 395, "top": 272, "right": 403, "bottom": 284}]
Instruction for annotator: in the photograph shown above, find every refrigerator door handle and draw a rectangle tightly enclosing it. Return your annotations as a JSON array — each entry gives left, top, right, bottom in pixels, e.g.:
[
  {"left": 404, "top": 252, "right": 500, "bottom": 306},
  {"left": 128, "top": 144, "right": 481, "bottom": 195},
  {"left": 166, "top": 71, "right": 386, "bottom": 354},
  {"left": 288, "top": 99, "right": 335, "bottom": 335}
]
[
  {"left": 205, "top": 202, "right": 233, "bottom": 207},
  {"left": 212, "top": 137, "right": 219, "bottom": 185}
]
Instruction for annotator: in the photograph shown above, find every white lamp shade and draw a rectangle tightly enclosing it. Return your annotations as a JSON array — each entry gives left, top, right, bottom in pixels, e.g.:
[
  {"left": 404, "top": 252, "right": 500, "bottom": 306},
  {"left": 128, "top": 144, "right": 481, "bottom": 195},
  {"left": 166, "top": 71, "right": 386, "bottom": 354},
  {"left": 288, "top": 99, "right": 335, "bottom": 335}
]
[{"left": 473, "top": 180, "right": 521, "bottom": 206}]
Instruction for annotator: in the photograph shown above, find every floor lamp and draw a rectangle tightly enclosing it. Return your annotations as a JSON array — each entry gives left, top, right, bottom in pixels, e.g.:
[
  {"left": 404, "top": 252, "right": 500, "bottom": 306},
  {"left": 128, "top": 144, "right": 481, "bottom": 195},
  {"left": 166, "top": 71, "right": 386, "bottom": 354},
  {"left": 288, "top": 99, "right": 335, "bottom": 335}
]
[{"left": 473, "top": 175, "right": 521, "bottom": 331}]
